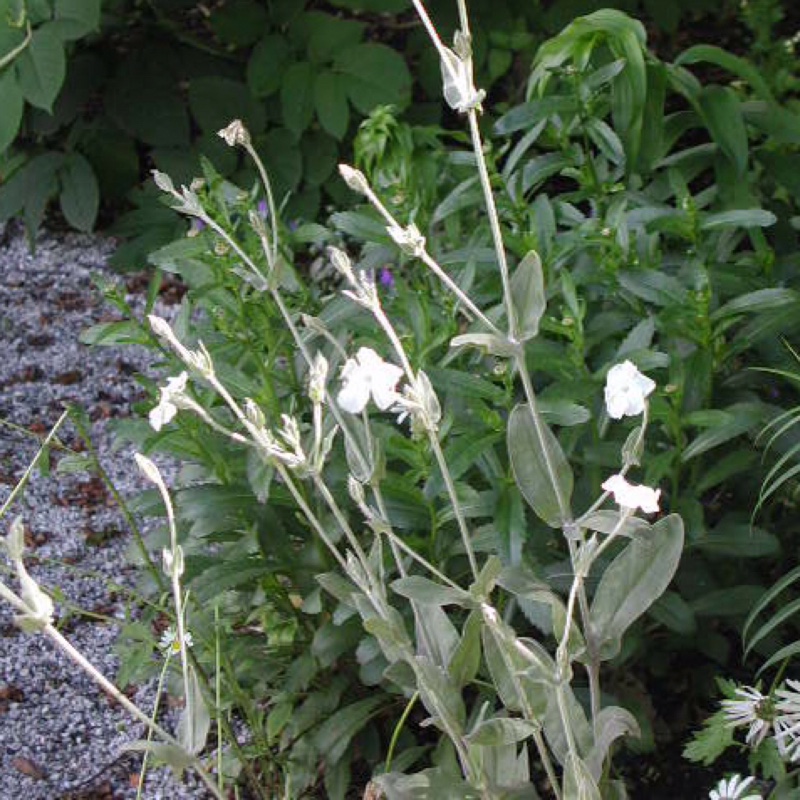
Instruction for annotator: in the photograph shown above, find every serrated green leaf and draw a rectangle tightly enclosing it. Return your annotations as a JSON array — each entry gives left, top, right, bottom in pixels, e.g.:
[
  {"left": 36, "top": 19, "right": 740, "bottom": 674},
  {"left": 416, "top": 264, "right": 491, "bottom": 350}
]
[
  {"left": 15, "top": 24, "right": 65, "bottom": 111},
  {"left": 59, "top": 152, "right": 98, "bottom": 231},
  {"left": 314, "top": 70, "right": 349, "bottom": 140},
  {"left": 52, "top": 0, "right": 100, "bottom": 40},
  {"left": 683, "top": 709, "right": 733, "bottom": 766},
  {"left": 281, "top": 61, "right": 315, "bottom": 135},
  {"left": 0, "top": 69, "right": 23, "bottom": 152},
  {"left": 246, "top": 34, "right": 290, "bottom": 98},
  {"left": 334, "top": 43, "right": 411, "bottom": 115}
]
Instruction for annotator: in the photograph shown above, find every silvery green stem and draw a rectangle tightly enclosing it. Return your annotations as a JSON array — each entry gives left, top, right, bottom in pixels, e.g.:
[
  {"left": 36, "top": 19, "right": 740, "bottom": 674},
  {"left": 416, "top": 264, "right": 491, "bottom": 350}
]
[
  {"left": 371, "top": 303, "right": 480, "bottom": 581},
  {"left": 135, "top": 651, "right": 172, "bottom": 800},
  {"left": 243, "top": 142, "right": 280, "bottom": 269},
  {"left": 42, "top": 623, "right": 224, "bottom": 800},
  {"left": 312, "top": 474, "right": 382, "bottom": 601},
  {"left": 356, "top": 174, "right": 501, "bottom": 334},
  {"left": 467, "top": 110, "right": 517, "bottom": 339},
  {"left": 575, "top": 404, "right": 651, "bottom": 526},
  {"left": 147, "top": 469, "right": 193, "bottom": 740}
]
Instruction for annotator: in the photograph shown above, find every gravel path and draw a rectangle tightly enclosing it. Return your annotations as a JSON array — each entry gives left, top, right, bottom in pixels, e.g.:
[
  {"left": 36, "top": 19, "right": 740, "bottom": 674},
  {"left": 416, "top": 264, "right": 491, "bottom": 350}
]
[{"left": 0, "top": 226, "right": 211, "bottom": 799}]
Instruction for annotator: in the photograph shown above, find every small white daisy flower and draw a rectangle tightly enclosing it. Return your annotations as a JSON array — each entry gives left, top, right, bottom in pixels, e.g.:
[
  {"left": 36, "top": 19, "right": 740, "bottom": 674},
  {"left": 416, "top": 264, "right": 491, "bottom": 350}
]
[
  {"left": 602, "top": 474, "right": 661, "bottom": 514},
  {"left": 159, "top": 626, "right": 193, "bottom": 655},
  {"left": 604, "top": 360, "right": 656, "bottom": 419},
  {"left": 337, "top": 347, "right": 403, "bottom": 415},
  {"left": 721, "top": 685, "right": 774, "bottom": 746},
  {"left": 709, "top": 774, "right": 761, "bottom": 800}
]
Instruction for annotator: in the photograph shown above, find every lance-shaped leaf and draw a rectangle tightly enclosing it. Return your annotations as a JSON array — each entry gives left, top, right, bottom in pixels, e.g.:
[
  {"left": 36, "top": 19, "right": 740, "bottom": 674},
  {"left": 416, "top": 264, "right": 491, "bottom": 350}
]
[
  {"left": 543, "top": 683, "right": 593, "bottom": 766},
  {"left": 590, "top": 514, "right": 684, "bottom": 660},
  {"left": 585, "top": 705, "right": 640, "bottom": 780},
  {"left": 508, "top": 403, "right": 573, "bottom": 528},
  {"left": 510, "top": 250, "right": 546, "bottom": 341},
  {"left": 466, "top": 717, "right": 539, "bottom": 746},
  {"left": 413, "top": 655, "right": 466, "bottom": 737},
  {"left": 563, "top": 753, "right": 602, "bottom": 800},
  {"left": 177, "top": 665, "right": 210, "bottom": 756}
]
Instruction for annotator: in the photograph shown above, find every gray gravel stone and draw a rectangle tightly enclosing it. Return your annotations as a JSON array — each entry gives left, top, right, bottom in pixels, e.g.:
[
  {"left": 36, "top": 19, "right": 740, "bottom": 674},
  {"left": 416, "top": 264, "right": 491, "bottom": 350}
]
[{"left": 0, "top": 226, "right": 212, "bottom": 800}]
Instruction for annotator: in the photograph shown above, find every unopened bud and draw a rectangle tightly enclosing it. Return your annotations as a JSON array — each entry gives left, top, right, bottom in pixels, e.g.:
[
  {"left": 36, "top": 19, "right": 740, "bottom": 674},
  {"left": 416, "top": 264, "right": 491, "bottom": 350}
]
[
  {"left": 134, "top": 453, "right": 162, "bottom": 485},
  {"left": 338, "top": 164, "right": 370, "bottom": 195},
  {"left": 152, "top": 170, "right": 176, "bottom": 194},
  {"left": 218, "top": 119, "right": 251, "bottom": 148}
]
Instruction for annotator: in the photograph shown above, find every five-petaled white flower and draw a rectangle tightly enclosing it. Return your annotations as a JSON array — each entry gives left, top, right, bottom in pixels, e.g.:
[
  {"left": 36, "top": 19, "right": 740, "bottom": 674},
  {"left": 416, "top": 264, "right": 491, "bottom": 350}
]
[
  {"left": 722, "top": 685, "right": 773, "bottom": 747},
  {"left": 159, "top": 626, "right": 193, "bottom": 655},
  {"left": 604, "top": 360, "right": 656, "bottom": 419},
  {"left": 149, "top": 372, "right": 189, "bottom": 431},
  {"left": 708, "top": 774, "right": 761, "bottom": 800},
  {"left": 337, "top": 347, "right": 403, "bottom": 415},
  {"left": 602, "top": 474, "right": 661, "bottom": 514}
]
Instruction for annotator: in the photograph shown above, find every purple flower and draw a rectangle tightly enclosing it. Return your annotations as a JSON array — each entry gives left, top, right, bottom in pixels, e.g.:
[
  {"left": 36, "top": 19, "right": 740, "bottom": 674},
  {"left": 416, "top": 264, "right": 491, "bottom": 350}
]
[
  {"left": 379, "top": 267, "right": 395, "bottom": 291},
  {"left": 257, "top": 199, "right": 269, "bottom": 218}
]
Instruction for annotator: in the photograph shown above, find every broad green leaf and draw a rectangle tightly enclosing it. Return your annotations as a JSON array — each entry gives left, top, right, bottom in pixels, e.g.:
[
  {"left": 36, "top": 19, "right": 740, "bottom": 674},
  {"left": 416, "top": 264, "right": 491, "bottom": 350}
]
[
  {"left": 511, "top": 250, "right": 546, "bottom": 341},
  {"left": 209, "top": 0, "right": 267, "bottom": 47},
  {"left": 0, "top": 69, "right": 23, "bottom": 151},
  {"left": 697, "top": 85, "right": 747, "bottom": 175},
  {"left": 188, "top": 76, "right": 266, "bottom": 135},
  {"left": 650, "top": 591, "right": 696, "bottom": 635},
  {"left": 313, "top": 71, "right": 349, "bottom": 140},
  {"left": 312, "top": 696, "right": 383, "bottom": 766},
  {"left": 681, "top": 402, "right": 768, "bottom": 461},
  {"left": 58, "top": 152, "right": 98, "bottom": 231},
  {"left": 300, "top": 11, "right": 365, "bottom": 63},
  {"left": 466, "top": 717, "right": 539, "bottom": 746},
  {"left": 414, "top": 655, "right": 466, "bottom": 735},
  {"left": 691, "top": 519, "right": 779, "bottom": 558},
  {"left": 0, "top": 151, "right": 63, "bottom": 231},
  {"left": 281, "top": 61, "right": 315, "bottom": 135},
  {"left": 334, "top": 43, "right": 411, "bottom": 115},
  {"left": 259, "top": 128, "right": 302, "bottom": 194},
  {"left": 15, "top": 24, "right": 65, "bottom": 112},
  {"left": 508, "top": 403, "right": 573, "bottom": 528},
  {"left": 52, "top": 0, "right": 100, "bottom": 40},
  {"left": 246, "top": 35, "right": 290, "bottom": 98},
  {"left": 301, "top": 130, "right": 337, "bottom": 185},
  {"left": 590, "top": 514, "right": 684, "bottom": 660},
  {"left": 690, "top": 585, "right": 766, "bottom": 617}
]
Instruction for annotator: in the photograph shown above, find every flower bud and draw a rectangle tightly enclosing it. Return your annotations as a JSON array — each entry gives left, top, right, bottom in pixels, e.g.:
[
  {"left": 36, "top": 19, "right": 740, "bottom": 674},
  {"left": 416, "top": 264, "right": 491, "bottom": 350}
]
[
  {"left": 338, "top": 164, "right": 370, "bottom": 195},
  {"left": 217, "top": 119, "right": 251, "bottom": 148},
  {"left": 152, "top": 170, "right": 175, "bottom": 194},
  {"left": 134, "top": 453, "right": 162, "bottom": 485}
]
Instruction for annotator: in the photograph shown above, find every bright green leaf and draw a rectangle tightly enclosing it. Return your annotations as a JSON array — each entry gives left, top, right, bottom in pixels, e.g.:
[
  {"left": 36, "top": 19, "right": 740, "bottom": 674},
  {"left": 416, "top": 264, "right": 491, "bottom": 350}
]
[{"left": 15, "top": 23, "right": 65, "bottom": 112}]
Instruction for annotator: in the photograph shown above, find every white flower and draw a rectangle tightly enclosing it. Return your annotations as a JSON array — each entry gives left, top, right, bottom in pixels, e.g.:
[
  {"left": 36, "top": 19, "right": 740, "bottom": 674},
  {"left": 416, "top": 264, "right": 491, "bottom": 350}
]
[
  {"left": 721, "top": 685, "right": 773, "bottom": 746},
  {"left": 439, "top": 46, "right": 485, "bottom": 113},
  {"left": 602, "top": 474, "right": 661, "bottom": 514},
  {"left": 159, "top": 626, "right": 193, "bottom": 655},
  {"left": 149, "top": 372, "right": 189, "bottom": 431},
  {"left": 773, "top": 679, "right": 800, "bottom": 759},
  {"left": 709, "top": 774, "right": 760, "bottom": 800},
  {"left": 337, "top": 347, "right": 403, "bottom": 414},
  {"left": 604, "top": 360, "right": 656, "bottom": 419}
]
